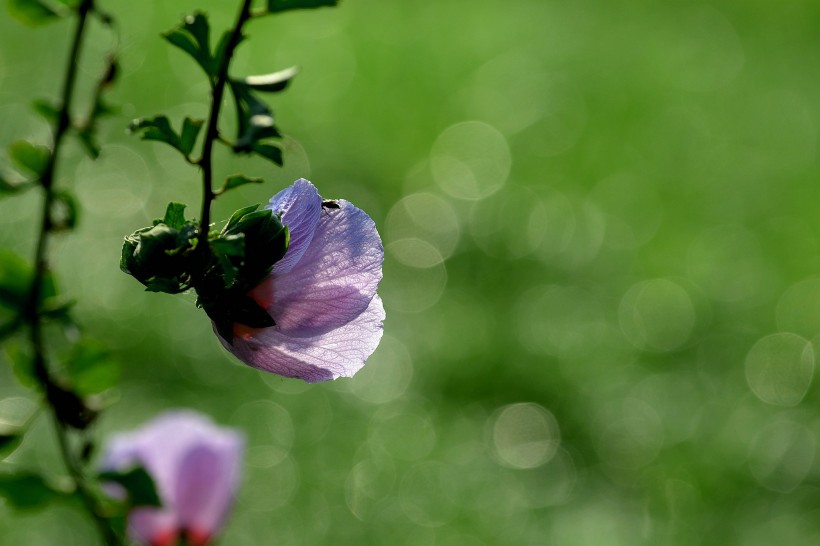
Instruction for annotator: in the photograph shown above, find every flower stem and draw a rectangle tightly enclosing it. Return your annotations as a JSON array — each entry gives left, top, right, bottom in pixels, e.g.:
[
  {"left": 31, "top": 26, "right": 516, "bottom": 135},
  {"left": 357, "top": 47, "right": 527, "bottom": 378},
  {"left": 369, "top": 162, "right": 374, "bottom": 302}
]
[
  {"left": 27, "top": 1, "right": 121, "bottom": 544},
  {"left": 198, "top": 0, "right": 255, "bottom": 244}
]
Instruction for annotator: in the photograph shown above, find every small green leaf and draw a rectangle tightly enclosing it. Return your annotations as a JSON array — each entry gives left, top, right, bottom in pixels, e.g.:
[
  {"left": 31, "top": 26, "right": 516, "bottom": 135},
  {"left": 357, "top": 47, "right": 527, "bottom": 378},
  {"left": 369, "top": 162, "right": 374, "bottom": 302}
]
[
  {"left": 32, "top": 99, "right": 59, "bottom": 123},
  {"left": 0, "top": 252, "right": 32, "bottom": 312},
  {"left": 0, "top": 473, "right": 62, "bottom": 510},
  {"left": 179, "top": 118, "right": 204, "bottom": 156},
  {"left": 0, "top": 174, "right": 35, "bottom": 198},
  {"left": 252, "top": 143, "right": 283, "bottom": 166},
  {"left": 76, "top": 128, "right": 100, "bottom": 159},
  {"left": 0, "top": 397, "right": 36, "bottom": 456},
  {"left": 9, "top": 140, "right": 50, "bottom": 176},
  {"left": 50, "top": 190, "right": 78, "bottom": 231},
  {"left": 3, "top": 342, "right": 37, "bottom": 389},
  {"left": 229, "top": 82, "right": 282, "bottom": 151},
  {"left": 99, "top": 467, "right": 162, "bottom": 508},
  {"left": 223, "top": 204, "right": 260, "bottom": 233},
  {"left": 7, "top": 0, "right": 61, "bottom": 26},
  {"left": 210, "top": 234, "right": 245, "bottom": 257},
  {"left": 129, "top": 115, "right": 176, "bottom": 146},
  {"left": 64, "top": 339, "right": 119, "bottom": 396},
  {"left": 162, "top": 12, "right": 215, "bottom": 78},
  {"left": 219, "top": 174, "right": 263, "bottom": 194},
  {"left": 163, "top": 202, "right": 187, "bottom": 230},
  {"left": 129, "top": 116, "right": 203, "bottom": 159},
  {"left": 238, "top": 66, "right": 299, "bottom": 93},
  {"left": 266, "top": 0, "right": 338, "bottom": 14}
]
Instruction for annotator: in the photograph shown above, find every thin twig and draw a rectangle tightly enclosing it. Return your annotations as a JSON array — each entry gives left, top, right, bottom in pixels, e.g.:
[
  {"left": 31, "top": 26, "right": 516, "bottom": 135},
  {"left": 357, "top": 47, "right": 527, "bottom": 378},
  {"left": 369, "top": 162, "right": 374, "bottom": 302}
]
[
  {"left": 197, "top": 0, "right": 254, "bottom": 242},
  {"left": 26, "top": 1, "right": 120, "bottom": 544}
]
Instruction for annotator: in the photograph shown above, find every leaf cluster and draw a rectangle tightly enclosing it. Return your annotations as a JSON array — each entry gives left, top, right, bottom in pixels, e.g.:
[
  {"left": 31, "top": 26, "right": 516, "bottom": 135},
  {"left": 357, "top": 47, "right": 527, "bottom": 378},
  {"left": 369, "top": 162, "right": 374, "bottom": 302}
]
[
  {"left": 120, "top": 203, "right": 290, "bottom": 342},
  {"left": 130, "top": 9, "right": 312, "bottom": 168}
]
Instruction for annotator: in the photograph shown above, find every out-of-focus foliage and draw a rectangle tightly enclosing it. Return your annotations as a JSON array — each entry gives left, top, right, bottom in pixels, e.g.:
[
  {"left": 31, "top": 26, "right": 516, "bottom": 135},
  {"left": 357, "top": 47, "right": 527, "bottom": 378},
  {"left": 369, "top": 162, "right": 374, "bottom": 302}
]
[{"left": 2, "top": 0, "right": 820, "bottom": 544}]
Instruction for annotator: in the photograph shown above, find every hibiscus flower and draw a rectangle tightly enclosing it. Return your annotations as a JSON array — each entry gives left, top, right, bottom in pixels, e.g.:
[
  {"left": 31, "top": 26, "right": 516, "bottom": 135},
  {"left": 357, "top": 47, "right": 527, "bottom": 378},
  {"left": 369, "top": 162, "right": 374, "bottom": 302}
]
[{"left": 217, "top": 178, "right": 385, "bottom": 382}]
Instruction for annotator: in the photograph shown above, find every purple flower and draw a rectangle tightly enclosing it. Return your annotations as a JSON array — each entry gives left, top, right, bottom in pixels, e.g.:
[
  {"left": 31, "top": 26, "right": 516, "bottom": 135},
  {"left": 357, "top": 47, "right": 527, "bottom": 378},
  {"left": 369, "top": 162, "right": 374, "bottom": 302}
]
[
  {"left": 216, "top": 178, "right": 385, "bottom": 382},
  {"left": 100, "top": 410, "right": 244, "bottom": 546}
]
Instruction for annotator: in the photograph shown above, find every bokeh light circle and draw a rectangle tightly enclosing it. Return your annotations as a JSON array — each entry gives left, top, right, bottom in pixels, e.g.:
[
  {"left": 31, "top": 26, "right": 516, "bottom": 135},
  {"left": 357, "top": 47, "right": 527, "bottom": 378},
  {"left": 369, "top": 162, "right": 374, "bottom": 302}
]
[
  {"left": 490, "top": 403, "right": 560, "bottom": 469},
  {"left": 431, "top": 121, "right": 511, "bottom": 200},
  {"left": 619, "top": 278, "right": 696, "bottom": 352},
  {"left": 745, "top": 333, "right": 814, "bottom": 407},
  {"left": 386, "top": 192, "right": 460, "bottom": 260},
  {"left": 749, "top": 420, "right": 815, "bottom": 493}
]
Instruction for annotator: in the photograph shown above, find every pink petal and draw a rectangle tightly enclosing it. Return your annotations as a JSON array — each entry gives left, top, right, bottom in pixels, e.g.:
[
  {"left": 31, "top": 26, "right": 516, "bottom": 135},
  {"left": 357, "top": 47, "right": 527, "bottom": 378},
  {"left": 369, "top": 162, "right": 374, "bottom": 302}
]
[
  {"left": 100, "top": 411, "right": 244, "bottom": 545},
  {"left": 175, "top": 439, "right": 243, "bottom": 540},
  {"left": 262, "top": 199, "right": 383, "bottom": 337},
  {"left": 222, "top": 294, "right": 385, "bottom": 382},
  {"left": 265, "top": 178, "right": 321, "bottom": 275},
  {"left": 127, "top": 509, "right": 177, "bottom": 546}
]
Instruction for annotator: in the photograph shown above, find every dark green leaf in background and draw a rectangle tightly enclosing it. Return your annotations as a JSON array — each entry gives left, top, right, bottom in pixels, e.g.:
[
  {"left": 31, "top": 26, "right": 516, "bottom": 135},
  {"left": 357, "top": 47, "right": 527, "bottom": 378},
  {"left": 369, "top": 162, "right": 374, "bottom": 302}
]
[
  {"left": 129, "top": 116, "right": 203, "bottom": 159},
  {"left": 162, "top": 12, "right": 215, "bottom": 79},
  {"left": 98, "top": 467, "right": 161, "bottom": 508},
  {"left": 64, "top": 339, "right": 119, "bottom": 396},
  {"left": 32, "top": 99, "right": 59, "bottom": 123},
  {"left": 0, "top": 252, "right": 32, "bottom": 313},
  {"left": 0, "top": 174, "right": 34, "bottom": 198},
  {"left": 3, "top": 343, "right": 37, "bottom": 389},
  {"left": 266, "top": 0, "right": 338, "bottom": 14},
  {"left": 6, "top": 0, "right": 61, "bottom": 26},
  {"left": 229, "top": 81, "right": 281, "bottom": 153},
  {"left": 9, "top": 140, "right": 50, "bottom": 177},
  {"left": 238, "top": 66, "right": 299, "bottom": 93},
  {"left": 251, "top": 143, "right": 283, "bottom": 166},
  {"left": 162, "top": 202, "right": 187, "bottom": 230},
  {"left": 219, "top": 174, "right": 263, "bottom": 194},
  {"left": 0, "top": 473, "right": 63, "bottom": 510}
]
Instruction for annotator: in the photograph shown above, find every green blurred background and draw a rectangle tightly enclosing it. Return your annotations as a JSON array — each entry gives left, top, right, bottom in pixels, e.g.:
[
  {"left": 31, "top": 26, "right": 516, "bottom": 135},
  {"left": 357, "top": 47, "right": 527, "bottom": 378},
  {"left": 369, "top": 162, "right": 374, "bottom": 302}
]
[{"left": 3, "top": 0, "right": 820, "bottom": 544}]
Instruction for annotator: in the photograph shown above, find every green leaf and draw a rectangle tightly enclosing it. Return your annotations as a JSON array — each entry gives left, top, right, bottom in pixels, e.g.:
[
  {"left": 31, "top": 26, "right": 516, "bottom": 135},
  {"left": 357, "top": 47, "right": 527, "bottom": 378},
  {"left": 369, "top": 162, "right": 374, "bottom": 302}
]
[
  {"left": 0, "top": 174, "right": 35, "bottom": 198},
  {"left": 223, "top": 204, "right": 260, "bottom": 233},
  {"left": 0, "top": 473, "right": 63, "bottom": 510},
  {"left": 0, "top": 397, "right": 36, "bottom": 456},
  {"left": 76, "top": 128, "right": 100, "bottom": 159},
  {"left": 162, "top": 12, "right": 215, "bottom": 78},
  {"left": 229, "top": 81, "right": 281, "bottom": 151},
  {"left": 163, "top": 202, "right": 187, "bottom": 230},
  {"left": 3, "top": 342, "right": 37, "bottom": 389},
  {"left": 9, "top": 140, "right": 50, "bottom": 176},
  {"left": 179, "top": 118, "right": 204, "bottom": 156},
  {"left": 32, "top": 99, "right": 59, "bottom": 123},
  {"left": 238, "top": 66, "right": 299, "bottom": 93},
  {"left": 219, "top": 174, "right": 263, "bottom": 194},
  {"left": 7, "top": 0, "right": 61, "bottom": 26},
  {"left": 0, "top": 252, "right": 32, "bottom": 312},
  {"left": 211, "top": 234, "right": 245, "bottom": 287},
  {"left": 64, "top": 339, "right": 119, "bottom": 396},
  {"left": 50, "top": 190, "right": 78, "bottom": 231},
  {"left": 266, "top": 0, "right": 338, "bottom": 14},
  {"left": 252, "top": 143, "right": 283, "bottom": 166},
  {"left": 98, "top": 467, "right": 162, "bottom": 508},
  {"left": 0, "top": 434, "right": 22, "bottom": 456},
  {"left": 129, "top": 116, "right": 203, "bottom": 159}
]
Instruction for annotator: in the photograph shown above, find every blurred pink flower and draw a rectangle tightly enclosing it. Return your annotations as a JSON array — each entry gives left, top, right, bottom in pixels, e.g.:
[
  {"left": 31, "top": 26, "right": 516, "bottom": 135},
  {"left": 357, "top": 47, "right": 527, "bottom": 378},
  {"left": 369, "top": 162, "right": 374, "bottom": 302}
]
[
  {"left": 100, "top": 410, "right": 243, "bottom": 546},
  {"left": 217, "top": 178, "right": 385, "bottom": 382}
]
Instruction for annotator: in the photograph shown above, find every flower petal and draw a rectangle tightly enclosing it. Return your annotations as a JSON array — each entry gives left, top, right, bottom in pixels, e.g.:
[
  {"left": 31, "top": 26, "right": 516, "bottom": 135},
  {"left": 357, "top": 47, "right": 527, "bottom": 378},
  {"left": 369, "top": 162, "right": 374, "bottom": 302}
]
[
  {"left": 127, "top": 509, "right": 178, "bottom": 546},
  {"left": 259, "top": 199, "right": 383, "bottom": 337},
  {"left": 175, "top": 437, "right": 243, "bottom": 540},
  {"left": 221, "top": 294, "right": 385, "bottom": 382},
  {"left": 265, "top": 178, "right": 321, "bottom": 275},
  {"left": 100, "top": 411, "right": 244, "bottom": 544}
]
